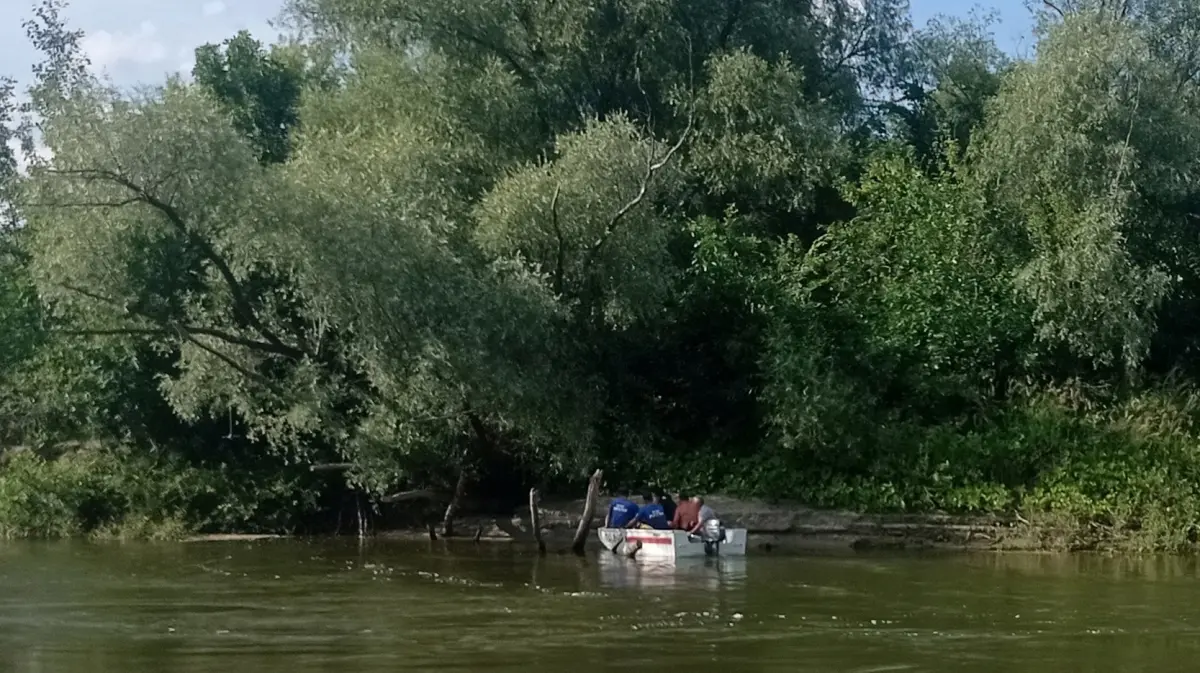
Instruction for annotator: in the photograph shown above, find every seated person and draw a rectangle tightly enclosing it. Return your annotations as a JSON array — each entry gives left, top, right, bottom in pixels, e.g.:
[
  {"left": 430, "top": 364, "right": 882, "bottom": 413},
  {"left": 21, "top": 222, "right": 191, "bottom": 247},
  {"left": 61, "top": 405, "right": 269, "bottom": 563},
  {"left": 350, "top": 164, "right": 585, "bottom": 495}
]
[
  {"left": 656, "top": 489, "right": 677, "bottom": 522},
  {"left": 604, "top": 489, "right": 640, "bottom": 529},
  {"left": 632, "top": 492, "right": 670, "bottom": 530},
  {"left": 670, "top": 492, "right": 700, "bottom": 531},
  {"left": 692, "top": 496, "right": 723, "bottom": 541},
  {"left": 695, "top": 496, "right": 717, "bottom": 529}
]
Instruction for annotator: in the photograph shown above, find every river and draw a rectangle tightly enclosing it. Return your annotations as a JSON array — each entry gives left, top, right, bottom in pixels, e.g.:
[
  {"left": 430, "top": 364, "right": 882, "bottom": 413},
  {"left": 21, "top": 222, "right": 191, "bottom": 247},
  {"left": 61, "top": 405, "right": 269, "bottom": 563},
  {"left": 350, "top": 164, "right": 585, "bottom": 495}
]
[{"left": 1, "top": 540, "right": 1198, "bottom": 672}]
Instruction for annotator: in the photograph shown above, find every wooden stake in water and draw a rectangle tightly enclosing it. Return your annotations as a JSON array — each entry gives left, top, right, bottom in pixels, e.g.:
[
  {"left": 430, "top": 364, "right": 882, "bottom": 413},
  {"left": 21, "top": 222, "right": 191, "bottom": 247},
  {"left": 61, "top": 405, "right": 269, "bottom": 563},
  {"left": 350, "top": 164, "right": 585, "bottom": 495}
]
[
  {"left": 530, "top": 488, "right": 546, "bottom": 556},
  {"left": 571, "top": 469, "right": 603, "bottom": 556}
]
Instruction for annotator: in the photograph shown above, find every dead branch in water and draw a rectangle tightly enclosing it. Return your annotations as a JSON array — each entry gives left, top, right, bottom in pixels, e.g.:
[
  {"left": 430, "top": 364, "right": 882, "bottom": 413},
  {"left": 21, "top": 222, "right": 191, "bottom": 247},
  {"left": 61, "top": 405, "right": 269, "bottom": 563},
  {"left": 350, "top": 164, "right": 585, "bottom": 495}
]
[
  {"left": 570, "top": 469, "right": 603, "bottom": 556},
  {"left": 442, "top": 466, "right": 469, "bottom": 536},
  {"left": 530, "top": 488, "right": 546, "bottom": 555}
]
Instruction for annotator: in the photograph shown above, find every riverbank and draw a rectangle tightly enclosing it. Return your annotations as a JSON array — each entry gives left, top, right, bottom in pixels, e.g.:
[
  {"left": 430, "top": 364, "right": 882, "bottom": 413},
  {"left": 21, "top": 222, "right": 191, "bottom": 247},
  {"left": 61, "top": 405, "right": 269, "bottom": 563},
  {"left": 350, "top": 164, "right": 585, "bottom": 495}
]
[
  {"left": 1, "top": 442, "right": 1190, "bottom": 553},
  {"left": 371, "top": 495, "right": 1090, "bottom": 554}
]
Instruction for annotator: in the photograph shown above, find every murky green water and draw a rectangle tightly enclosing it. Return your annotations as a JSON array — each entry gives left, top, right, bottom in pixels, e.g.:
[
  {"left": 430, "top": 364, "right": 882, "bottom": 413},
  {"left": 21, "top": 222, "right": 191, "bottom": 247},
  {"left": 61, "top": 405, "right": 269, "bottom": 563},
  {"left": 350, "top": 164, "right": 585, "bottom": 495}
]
[{"left": 2, "top": 540, "right": 1199, "bottom": 672}]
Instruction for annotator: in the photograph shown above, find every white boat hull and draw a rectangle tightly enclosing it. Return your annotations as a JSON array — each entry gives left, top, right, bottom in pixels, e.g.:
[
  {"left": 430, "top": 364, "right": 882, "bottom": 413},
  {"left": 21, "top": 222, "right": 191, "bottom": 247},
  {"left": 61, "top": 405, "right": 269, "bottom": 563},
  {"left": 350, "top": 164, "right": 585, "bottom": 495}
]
[{"left": 597, "top": 527, "right": 748, "bottom": 560}]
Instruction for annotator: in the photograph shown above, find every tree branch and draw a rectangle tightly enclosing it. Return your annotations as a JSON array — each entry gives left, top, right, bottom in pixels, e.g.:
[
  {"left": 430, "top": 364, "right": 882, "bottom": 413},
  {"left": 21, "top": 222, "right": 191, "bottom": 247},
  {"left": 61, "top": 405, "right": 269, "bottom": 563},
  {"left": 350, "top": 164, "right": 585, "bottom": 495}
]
[
  {"left": 549, "top": 183, "right": 565, "bottom": 295},
  {"left": 1043, "top": 0, "right": 1065, "bottom": 18},
  {"left": 58, "top": 283, "right": 304, "bottom": 358},
  {"left": 411, "top": 12, "right": 537, "bottom": 86},
  {"left": 179, "top": 329, "right": 267, "bottom": 382},
  {"left": 582, "top": 36, "right": 695, "bottom": 273},
  {"left": 67, "top": 299, "right": 268, "bottom": 382},
  {"left": 830, "top": 16, "right": 873, "bottom": 76},
  {"left": 583, "top": 114, "right": 693, "bottom": 269},
  {"left": 54, "top": 327, "right": 166, "bottom": 338},
  {"left": 39, "top": 167, "right": 306, "bottom": 360},
  {"left": 22, "top": 196, "right": 142, "bottom": 208}
]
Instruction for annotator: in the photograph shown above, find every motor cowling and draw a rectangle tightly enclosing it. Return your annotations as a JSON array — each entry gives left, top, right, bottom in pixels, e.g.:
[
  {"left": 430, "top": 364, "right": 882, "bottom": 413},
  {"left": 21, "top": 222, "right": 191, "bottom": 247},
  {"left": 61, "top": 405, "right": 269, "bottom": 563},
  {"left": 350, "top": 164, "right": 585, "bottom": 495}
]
[{"left": 701, "top": 518, "right": 726, "bottom": 556}]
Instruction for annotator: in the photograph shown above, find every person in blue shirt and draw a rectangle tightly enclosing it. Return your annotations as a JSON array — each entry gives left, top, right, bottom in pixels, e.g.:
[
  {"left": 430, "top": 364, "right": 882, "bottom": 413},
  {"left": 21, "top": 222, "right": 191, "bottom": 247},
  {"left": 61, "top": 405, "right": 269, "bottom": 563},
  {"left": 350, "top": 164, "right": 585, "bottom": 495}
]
[
  {"left": 633, "top": 492, "right": 670, "bottom": 530},
  {"left": 604, "top": 489, "right": 640, "bottom": 529}
]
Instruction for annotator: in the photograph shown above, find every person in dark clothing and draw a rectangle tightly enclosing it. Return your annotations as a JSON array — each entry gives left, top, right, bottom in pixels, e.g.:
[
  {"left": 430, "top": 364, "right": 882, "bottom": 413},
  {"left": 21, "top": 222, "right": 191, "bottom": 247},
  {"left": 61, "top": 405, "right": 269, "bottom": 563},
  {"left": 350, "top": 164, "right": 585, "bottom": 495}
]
[{"left": 656, "top": 489, "right": 677, "bottom": 522}]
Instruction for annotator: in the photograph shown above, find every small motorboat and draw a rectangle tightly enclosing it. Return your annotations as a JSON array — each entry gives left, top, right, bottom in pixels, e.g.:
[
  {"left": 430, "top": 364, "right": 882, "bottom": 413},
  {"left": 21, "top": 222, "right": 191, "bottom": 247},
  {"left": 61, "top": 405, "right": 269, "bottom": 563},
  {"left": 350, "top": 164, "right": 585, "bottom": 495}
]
[{"left": 598, "top": 519, "right": 748, "bottom": 561}]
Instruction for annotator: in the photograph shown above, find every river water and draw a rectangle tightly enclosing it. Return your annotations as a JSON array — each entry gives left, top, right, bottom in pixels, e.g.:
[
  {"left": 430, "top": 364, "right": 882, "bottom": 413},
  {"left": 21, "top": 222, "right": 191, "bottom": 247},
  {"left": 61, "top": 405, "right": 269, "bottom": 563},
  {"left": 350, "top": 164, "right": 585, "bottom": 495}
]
[{"left": 2, "top": 540, "right": 1198, "bottom": 672}]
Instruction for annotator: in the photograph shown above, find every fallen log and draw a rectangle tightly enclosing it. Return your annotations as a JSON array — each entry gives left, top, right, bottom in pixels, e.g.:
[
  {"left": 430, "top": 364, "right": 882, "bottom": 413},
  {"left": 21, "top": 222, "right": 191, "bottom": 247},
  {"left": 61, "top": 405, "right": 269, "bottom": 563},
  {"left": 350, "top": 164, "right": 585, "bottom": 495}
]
[{"left": 379, "top": 489, "right": 442, "bottom": 504}]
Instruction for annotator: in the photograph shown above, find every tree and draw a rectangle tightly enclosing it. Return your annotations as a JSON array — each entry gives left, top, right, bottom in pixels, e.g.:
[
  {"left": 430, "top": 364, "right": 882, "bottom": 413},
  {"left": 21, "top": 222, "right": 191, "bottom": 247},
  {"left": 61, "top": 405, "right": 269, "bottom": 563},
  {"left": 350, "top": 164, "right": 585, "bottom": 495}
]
[
  {"left": 971, "top": 11, "right": 1200, "bottom": 374},
  {"left": 192, "top": 31, "right": 307, "bottom": 165}
]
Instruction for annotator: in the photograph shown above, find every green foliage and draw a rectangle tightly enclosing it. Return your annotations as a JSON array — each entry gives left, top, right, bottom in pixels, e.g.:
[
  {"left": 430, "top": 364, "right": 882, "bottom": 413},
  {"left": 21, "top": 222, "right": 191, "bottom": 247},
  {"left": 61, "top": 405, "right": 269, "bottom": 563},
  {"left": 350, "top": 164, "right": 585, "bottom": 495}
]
[
  {"left": 0, "top": 445, "right": 321, "bottom": 539},
  {"left": 11, "top": 0, "right": 1200, "bottom": 552},
  {"left": 193, "top": 31, "right": 305, "bottom": 164},
  {"left": 475, "top": 115, "right": 680, "bottom": 323},
  {"left": 687, "top": 50, "right": 845, "bottom": 213}
]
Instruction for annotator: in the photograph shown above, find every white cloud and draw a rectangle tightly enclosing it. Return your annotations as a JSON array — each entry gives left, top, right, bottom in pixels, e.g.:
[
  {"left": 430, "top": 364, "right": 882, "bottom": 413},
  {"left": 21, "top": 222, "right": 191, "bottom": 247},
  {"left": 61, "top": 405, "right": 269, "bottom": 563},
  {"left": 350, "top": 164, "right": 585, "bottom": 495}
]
[
  {"left": 177, "top": 46, "right": 195, "bottom": 79},
  {"left": 81, "top": 20, "right": 167, "bottom": 74},
  {"left": 202, "top": 1, "right": 227, "bottom": 17}
]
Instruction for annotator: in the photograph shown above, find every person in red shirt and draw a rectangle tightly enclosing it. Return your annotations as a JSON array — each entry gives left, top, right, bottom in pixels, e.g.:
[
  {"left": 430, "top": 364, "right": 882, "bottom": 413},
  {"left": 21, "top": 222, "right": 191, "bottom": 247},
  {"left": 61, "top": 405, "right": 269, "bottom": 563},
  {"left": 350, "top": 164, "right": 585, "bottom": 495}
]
[{"left": 670, "top": 492, "right": 701, "bottom": 531}]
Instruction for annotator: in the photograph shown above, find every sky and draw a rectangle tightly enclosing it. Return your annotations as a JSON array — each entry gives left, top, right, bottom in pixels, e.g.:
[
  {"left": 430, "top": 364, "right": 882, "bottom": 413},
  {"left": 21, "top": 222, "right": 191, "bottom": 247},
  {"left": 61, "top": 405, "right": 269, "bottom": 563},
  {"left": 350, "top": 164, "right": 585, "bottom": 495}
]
[{"left": 1, "top": 0, "right": 1037, "bottom": 91}]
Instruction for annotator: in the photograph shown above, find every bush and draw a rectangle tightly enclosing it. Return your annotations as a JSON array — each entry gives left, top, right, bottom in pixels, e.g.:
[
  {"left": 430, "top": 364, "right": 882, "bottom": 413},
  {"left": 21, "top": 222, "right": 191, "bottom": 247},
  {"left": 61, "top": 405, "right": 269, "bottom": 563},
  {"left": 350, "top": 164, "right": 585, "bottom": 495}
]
[
  {"left": 655, "top": 383, "right": 1200, "bottom": 551},
  {"left": 0, "top": 445, "right": 319, "bottom": 540}
]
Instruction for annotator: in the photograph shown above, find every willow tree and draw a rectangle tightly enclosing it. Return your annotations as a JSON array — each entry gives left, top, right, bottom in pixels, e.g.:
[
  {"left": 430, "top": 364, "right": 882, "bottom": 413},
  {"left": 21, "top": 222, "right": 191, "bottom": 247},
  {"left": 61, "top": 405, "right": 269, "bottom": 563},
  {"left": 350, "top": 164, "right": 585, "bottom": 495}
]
[
  {"left": 273, "top": 49, "right": 602, "bottom": 505},
  {"left": 972, "top": 10, "right": 1200, "bottom": 376}
]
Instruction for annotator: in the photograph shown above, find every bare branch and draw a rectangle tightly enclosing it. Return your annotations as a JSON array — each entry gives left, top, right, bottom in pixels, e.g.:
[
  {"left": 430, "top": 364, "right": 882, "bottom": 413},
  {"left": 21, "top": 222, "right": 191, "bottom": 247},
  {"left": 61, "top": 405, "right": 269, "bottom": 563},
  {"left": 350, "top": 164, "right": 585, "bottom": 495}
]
[
  {"left": 830, "top": 14, "right": 874, "bottom": 75},
  {"left": 310, "top": 462, "right": 355, "bottom": 472},
  {"left": 580, "top": 38, "right": 695, "bottom": 282},
  {"left": 549, "top": 183, "right": 565, "bottom": 295},
  {"left": 70, "top": 296, "right": 268, "bottom": 382},
  {"left": 584, "top": 114, "right": 693, "bottom": 268},
  {"left": 1043, "top": 0, "right": 1066, "bottom": 18},
  {"left": 1110, "top": 79, "right": 1140, "bottom": 195}
]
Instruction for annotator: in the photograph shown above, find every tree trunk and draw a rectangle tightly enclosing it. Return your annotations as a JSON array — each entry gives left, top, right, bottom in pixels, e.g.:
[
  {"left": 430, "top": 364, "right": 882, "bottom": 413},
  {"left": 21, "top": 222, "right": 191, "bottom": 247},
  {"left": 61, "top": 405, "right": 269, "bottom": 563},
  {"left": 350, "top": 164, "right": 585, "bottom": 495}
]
[
  {"left": 571, "top": 469, "right": 604, "bottom": 556},
  {"left": 442, "top": 464, "right": 469, "bottom": 537}
]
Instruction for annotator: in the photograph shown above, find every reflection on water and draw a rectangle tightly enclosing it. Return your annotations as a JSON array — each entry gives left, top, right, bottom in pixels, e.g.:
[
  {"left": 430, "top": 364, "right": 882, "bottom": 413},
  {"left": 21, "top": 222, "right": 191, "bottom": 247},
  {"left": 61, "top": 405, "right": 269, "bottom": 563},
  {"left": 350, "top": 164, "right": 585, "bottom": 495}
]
[
  {"left": 3, "top": 540, "right": 1200, "bottom": 672},
  {"left": 596, "top": 552, "right": 747, "bottom": 591}
]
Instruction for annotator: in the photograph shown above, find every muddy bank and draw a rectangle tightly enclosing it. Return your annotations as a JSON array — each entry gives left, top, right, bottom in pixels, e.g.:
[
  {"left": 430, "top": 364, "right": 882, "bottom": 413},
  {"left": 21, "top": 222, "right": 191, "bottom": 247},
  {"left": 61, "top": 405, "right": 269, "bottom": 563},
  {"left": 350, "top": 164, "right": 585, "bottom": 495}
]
[{"left": 377, "top": 495, "right": 1052, "bottom": 552}]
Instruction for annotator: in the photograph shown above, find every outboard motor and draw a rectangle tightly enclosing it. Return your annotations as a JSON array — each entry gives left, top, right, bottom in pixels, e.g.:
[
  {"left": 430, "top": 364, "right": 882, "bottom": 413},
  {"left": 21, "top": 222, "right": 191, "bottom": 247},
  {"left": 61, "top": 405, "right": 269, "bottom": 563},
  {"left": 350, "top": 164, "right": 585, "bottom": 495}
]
[{"left": 701, "top": 518, "right": 726, "bottom": 556}]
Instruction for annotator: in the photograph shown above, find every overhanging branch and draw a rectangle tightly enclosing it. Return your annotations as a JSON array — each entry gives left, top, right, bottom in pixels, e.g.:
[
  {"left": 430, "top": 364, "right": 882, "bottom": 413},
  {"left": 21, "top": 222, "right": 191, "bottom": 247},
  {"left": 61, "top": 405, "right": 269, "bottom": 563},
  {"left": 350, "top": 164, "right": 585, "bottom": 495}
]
[
  {"left": 58, "top": 283, "right": 304, "bottom": 359},
  {"left": 38, "top": 167, "right": 306, "bottom": 360}
]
